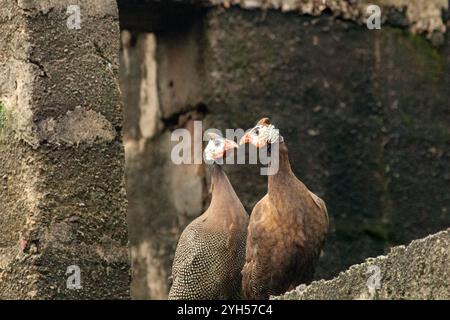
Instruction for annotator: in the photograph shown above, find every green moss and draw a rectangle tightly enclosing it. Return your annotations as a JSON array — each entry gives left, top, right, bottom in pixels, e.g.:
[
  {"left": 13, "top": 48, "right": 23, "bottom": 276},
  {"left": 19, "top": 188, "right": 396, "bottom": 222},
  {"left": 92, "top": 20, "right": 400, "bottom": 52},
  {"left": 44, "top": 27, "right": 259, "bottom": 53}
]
[
  {"left": 381, "top": 28, "right": 445, "bottom": 84},
  {"left": 362, "top": 223, "right": 396, "bottom": 242},
  {"left": 407, "top": 32, "right": 445, "bottom": 83},
  {"left": 0, "top": 101, "right": 6, "bottom": 130},
  {"left": 335, "top": 219, "right": 396, "bottom": 243}
]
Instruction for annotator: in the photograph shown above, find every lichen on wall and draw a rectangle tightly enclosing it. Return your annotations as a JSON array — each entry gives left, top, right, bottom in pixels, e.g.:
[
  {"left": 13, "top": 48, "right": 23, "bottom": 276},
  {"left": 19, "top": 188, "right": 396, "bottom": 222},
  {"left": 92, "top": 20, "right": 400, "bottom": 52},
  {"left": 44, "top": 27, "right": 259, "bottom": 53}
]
[{"left": 0, "top": 101, "right": 6, "bottom": 130}]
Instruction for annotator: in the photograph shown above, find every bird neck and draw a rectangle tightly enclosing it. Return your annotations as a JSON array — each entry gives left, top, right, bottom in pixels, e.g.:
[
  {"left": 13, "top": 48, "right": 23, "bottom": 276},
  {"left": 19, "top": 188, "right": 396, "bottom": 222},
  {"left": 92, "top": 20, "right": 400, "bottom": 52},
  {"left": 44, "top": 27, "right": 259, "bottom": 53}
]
[
  {"left": 208, "top": 164, "right": 245, "bottom": 223},
  {"left": 268, "top": 141, "right": 295, "bottom": 196},
  {"left": 210, "top": 164, "right": 235, "bottom": 205},
  {"left": 210, "top": 164, "right": 226, "bottom": 193}
]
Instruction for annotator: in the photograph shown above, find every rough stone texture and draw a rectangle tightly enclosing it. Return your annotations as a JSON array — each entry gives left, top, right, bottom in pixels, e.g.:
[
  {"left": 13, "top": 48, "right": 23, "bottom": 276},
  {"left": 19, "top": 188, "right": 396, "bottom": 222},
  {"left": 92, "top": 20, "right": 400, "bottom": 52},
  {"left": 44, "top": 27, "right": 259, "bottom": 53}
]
[
  {"left": 274, "top": 228, "right": 450, "bottom": 299},
  {"left": 0, "top": 0, "right": 129, "bottom": 299},
  {"left": 38, "top": 106, "right": 116, "bottom": 146},
  {"left": 120, "top": 1, "right": 449, "bottom": 299}
]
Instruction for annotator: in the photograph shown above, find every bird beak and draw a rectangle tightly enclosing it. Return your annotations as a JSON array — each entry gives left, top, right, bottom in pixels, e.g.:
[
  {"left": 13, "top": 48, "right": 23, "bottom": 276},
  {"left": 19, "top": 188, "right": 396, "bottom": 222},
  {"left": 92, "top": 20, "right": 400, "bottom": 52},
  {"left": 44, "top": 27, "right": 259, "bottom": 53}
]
[
  {"left": 213, "top": 139, "right": 238, "bottom": 160},
  {"left": 224, "top": 139, "right": 239, "bottom": 150},
  {"left": 239, "top": 133, "right": 250, "bottom": 146}
]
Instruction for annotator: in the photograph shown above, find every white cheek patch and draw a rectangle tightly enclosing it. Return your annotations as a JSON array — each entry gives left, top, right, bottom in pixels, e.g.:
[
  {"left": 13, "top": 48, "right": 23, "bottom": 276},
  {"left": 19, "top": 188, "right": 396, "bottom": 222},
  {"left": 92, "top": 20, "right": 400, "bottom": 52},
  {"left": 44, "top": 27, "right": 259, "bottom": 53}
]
[
  {"left": 261, "top": 124, "right": 280, "bottom": 144},
  {"left": 204, "top": 140, "right": 216, "bottom": 161},
  {"left": 204, "top": 139, "right": 224, "bottom": 162}
]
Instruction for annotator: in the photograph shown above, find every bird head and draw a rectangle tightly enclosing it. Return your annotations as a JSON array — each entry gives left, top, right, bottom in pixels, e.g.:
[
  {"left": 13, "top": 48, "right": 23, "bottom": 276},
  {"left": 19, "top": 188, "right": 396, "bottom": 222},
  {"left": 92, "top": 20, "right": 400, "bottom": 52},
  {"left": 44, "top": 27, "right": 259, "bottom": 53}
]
[
  {"left": 204, "top": 132, "right": 238, "bottom": 162},
  {"left": 239, "top": 117, "right": 281, "bottom": 148}
]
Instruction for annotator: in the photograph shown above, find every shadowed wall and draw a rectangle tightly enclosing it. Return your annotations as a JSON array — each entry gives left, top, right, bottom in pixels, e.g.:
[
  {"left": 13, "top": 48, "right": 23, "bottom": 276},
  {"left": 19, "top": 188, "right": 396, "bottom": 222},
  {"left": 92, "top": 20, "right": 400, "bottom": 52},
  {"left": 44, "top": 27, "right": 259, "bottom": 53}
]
[{"left": 120, "top": 2, "right": 449, "bottom": 299}]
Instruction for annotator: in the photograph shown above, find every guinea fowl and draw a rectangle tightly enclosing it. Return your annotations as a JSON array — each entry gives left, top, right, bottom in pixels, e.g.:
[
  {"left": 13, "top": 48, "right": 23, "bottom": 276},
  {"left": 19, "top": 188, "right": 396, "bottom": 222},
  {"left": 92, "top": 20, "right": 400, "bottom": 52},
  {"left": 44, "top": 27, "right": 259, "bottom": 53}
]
[
  {"left": 168, "top": 133, "right": 249, "bottom": 300},
  {"left": 239, "top": 117, "right": 329, "bottom": 300}
]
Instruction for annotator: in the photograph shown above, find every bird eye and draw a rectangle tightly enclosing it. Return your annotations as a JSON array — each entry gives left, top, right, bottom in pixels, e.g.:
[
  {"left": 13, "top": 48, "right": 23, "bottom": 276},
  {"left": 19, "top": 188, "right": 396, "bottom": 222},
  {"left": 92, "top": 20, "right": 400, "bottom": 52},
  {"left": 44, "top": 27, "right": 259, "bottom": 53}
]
[
  {"left": 214, "top": 140, "right": 221, "bottom": 147},
  {"left": 254, "top": 129, "right": 259, "bottom": 135}
]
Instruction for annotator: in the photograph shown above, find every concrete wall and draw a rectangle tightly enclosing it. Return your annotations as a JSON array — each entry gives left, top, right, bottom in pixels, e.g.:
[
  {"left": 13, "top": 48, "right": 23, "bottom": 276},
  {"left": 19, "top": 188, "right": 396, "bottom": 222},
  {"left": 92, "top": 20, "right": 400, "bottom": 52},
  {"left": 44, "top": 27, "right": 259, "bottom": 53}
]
[
  {"left": 0, "top": 0, "right": 129, "bottom": 299},
  {"left": 120, "top": 0, "right": 449, "bottom": 299},
  {"left": 274, "top": 228, "right": 450, "bottom": 299}
]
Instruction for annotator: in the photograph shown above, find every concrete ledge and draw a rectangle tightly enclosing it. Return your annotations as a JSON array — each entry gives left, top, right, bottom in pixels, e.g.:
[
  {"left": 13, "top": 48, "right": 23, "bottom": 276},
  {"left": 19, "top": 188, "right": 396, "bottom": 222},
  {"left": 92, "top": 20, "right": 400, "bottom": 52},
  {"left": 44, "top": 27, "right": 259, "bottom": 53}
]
[{"left": 274, "top": 228, "right": 450, "bottom": 300}]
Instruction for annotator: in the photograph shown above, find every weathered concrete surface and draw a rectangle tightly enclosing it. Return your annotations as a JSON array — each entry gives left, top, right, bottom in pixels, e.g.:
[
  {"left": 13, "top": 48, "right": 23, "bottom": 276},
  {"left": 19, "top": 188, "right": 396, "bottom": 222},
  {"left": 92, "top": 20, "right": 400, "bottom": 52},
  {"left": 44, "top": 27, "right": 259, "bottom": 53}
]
[
  {"left": 120, "top": 2, "right": 449, "bottom": 299},
  {"left": 274, "top": 228, "right": 450, "bottom": 299},
  {"left": 0, "top": 0, "right": 129, "bottom": 299}
]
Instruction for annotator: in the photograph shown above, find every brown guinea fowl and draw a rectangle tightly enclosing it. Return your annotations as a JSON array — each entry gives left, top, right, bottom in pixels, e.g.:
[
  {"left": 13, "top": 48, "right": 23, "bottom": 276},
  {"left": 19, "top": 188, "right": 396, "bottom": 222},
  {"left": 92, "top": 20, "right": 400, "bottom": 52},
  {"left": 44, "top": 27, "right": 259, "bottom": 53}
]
[
  {"left": 168, "top": 134, "right": 249, "bottom": 300},
  {"left": 239, "top": 118, "right": 329, "bottom": 300}
]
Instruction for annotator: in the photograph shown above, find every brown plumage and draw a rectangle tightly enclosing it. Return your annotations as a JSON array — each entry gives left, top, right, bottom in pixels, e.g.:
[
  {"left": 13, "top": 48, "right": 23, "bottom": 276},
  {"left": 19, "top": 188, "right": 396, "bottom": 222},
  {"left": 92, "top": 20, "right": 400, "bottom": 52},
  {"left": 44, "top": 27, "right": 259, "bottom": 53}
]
[
  {"left": 240, "top": 119, "right": 329, "bottom": 299},
  {"left": 169, "top": 136, "right": 248, "bottom": 300}
]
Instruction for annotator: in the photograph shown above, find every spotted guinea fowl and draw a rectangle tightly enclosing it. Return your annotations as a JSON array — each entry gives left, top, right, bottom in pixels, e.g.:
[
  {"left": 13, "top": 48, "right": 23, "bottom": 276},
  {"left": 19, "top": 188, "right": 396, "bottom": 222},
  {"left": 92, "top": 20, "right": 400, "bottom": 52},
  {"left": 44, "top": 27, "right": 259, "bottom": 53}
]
[
  {"left": 239, "top": 117, "right": 329, "bottom": 300},
  {"left": 168, "top": 133, "right": 249, "bottom": 300}
]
